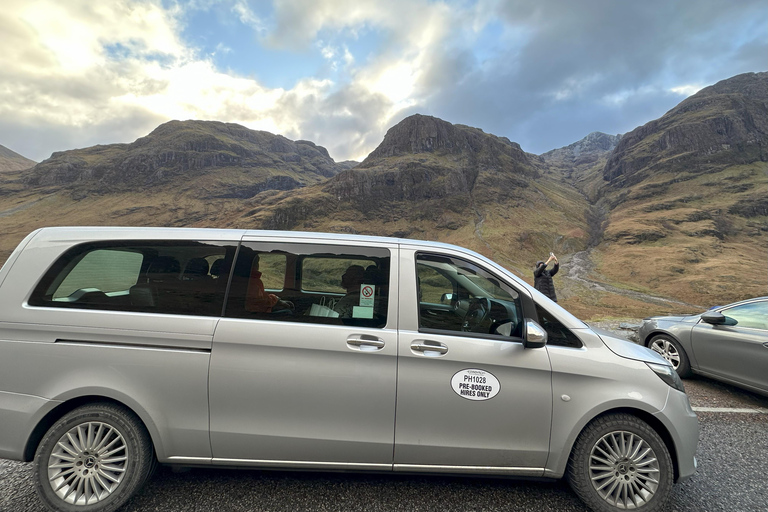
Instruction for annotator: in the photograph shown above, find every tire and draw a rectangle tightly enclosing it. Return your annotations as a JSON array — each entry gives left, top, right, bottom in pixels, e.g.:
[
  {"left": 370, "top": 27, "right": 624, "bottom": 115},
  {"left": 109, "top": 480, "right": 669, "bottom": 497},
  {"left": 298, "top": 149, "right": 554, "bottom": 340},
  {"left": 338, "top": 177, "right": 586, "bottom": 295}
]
[
  {"left": 34, "top": 403, "right": 155, "bottom": 512},
  {"left": 648, "top": 334, "right": 692, "bottom": 378},
  {"left": 568, "top": 413, "right": 674, "bottom": 512}
]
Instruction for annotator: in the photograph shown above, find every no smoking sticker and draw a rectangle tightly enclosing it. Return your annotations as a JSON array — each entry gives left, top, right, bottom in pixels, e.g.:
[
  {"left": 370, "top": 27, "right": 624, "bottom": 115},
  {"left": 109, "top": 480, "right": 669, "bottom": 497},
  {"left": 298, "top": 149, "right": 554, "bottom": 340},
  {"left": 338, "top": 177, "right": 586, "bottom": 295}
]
[{"left": 359, "top": 284, "right": 375, "bottom": 307}]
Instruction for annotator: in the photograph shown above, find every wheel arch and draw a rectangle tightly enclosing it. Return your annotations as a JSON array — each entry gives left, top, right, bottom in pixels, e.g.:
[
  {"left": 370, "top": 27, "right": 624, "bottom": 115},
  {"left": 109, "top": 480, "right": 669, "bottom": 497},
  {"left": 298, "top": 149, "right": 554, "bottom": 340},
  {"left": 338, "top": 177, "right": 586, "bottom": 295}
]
[
  {"left": 642, "top": 329, "right": 679, "bottom": 347},
  {"left": 568, "top": 407, "right": 681, "bottom": 482},
  {"left": 23, "top": 394, "right": 161, "bottom": 462}
]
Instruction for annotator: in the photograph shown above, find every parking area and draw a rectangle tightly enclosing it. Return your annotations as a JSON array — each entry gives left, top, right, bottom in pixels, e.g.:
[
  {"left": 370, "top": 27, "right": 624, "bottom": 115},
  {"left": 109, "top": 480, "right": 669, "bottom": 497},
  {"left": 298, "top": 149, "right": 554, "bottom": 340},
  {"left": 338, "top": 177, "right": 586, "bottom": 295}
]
[{"left": 2, "top": 375, "right": 766, "bottom": 512}]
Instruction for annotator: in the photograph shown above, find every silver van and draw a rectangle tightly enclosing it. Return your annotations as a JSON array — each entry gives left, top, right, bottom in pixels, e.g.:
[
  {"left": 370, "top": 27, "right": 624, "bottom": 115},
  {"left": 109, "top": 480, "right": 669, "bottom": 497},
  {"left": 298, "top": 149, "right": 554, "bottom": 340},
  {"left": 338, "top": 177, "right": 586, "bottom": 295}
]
[{"left": 0, "top": 227, "right": 698, "bottom": 512}]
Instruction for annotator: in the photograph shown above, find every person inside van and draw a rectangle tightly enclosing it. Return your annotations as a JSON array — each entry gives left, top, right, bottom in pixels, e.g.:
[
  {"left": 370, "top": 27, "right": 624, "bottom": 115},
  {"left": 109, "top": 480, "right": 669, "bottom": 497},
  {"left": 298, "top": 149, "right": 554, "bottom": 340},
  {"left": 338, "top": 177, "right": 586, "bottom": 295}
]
[
  {"left": 245, "top": 254, "right": 292, "bottom": 313},
  {"left": 333, "top": 264, "right": 366, "bottom": 318}
]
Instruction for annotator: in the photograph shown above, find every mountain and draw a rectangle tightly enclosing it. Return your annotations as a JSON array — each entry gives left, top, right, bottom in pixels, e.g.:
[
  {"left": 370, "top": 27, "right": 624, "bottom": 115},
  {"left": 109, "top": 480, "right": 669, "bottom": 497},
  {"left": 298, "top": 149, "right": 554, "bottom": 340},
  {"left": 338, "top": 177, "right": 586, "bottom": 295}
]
[
  {"left": 541, "top": 132, "right": 621, "bottom": 167},
  {"left": 592, "top": 72, "right": 768, "bottom": 305},
  {"left": 0, "top": 144, "right": 36, "bottom": 173},
  {"left": 230, "top": 114, "right": 590, "bottom": 275},
  {"left": 24, "top": 120, "right": 344, "bottom": 198},
  {"left": 540, "top": 132, "right": 621, "bottom": 201},
  {"left": 1, "top": 73, "right": 766, "bottom": 319},
  {"left": 0, "top": 121, "right": 350, "bottom": 267},
  {"left": 330, "top": 114, "right": 538, "bottom": 205},
  {"left": 604, "top": 72, "right": 767, "bottom": 187}
]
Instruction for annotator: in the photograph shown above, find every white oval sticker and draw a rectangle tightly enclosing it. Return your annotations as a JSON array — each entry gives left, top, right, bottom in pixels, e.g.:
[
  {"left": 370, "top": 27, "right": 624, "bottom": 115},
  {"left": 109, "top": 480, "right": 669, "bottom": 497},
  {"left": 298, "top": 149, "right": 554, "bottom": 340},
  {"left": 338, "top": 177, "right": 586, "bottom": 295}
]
[{"left": 451, "top": 369, "right": 500, "bottom": 401}]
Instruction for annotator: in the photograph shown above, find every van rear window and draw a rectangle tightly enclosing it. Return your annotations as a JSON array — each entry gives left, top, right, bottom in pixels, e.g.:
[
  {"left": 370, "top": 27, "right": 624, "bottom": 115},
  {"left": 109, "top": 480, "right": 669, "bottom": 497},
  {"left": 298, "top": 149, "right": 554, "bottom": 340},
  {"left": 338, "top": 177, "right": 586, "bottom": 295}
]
[
  {"left": 29, "top": 240, "right": 237, "bottom": 317},
  {"left": 53, "top": 250, "right": 143, "bottom": 300}
]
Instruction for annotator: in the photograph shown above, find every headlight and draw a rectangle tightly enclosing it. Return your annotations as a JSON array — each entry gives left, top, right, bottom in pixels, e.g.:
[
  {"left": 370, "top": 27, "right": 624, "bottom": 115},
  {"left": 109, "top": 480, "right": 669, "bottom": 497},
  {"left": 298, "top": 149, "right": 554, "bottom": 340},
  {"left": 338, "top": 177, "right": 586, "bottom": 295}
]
[{"left": 646, "top": 362, "right": 686, "bottom": 393}]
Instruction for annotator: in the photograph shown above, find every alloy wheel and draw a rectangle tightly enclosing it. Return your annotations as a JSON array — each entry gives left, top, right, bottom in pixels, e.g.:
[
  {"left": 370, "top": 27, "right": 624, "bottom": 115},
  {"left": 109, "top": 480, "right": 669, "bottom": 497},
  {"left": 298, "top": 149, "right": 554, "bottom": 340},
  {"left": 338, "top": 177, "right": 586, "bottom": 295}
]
[
  {"left": 650, "top": 338, "right": 680, "bottom": 369},
  {"left": 47, "top": 421, "right": 128, "bottom": 506},
  {"left": 589, "top": 430, "right": 661, "bottom": 509}
]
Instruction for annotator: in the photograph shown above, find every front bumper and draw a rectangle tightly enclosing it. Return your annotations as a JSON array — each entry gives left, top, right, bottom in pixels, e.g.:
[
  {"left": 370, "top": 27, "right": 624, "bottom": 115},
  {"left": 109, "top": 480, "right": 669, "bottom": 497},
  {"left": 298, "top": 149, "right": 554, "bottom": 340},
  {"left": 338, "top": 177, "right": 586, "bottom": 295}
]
[{"left": 655, "top": 388, "right": 699, "bottom": 481}]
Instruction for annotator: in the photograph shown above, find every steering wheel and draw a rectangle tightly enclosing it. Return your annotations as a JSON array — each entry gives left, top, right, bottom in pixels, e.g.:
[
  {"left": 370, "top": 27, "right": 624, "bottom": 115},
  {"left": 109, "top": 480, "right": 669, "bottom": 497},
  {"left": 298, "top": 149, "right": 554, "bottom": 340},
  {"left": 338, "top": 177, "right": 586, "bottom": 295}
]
[{"left": 462, "top": 297, "right": 491, "bottom": 333}]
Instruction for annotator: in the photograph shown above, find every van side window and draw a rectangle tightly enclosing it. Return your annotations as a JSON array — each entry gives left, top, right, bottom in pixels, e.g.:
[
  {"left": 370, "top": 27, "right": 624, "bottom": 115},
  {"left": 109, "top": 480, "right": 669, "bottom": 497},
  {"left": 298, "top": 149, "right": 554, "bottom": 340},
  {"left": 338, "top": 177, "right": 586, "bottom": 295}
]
[
  {"left": 224, "top": 242, "right": 390, "bottom": 328},
  {"left": 535, "top": 304, "right": 583, "bottom": 348},
  {"left": 29, "top": 241, "right": 236, "bottom": 316},
  {"left": 256, "top": 253, "right": 287, "bottom": 291},
  {"left": 416, "top": 253, "right": 523, "bottom": 339},
  {"left": 53, "top": 249, "right": 143, "bottom": 300}
]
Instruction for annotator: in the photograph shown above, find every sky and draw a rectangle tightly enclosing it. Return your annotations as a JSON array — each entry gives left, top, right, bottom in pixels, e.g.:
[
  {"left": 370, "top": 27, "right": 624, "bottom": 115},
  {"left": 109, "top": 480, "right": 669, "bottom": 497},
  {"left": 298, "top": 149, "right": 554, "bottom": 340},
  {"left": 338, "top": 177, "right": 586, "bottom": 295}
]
[{"left": 1, "top": 0, "right": 765, "bottom": 164}]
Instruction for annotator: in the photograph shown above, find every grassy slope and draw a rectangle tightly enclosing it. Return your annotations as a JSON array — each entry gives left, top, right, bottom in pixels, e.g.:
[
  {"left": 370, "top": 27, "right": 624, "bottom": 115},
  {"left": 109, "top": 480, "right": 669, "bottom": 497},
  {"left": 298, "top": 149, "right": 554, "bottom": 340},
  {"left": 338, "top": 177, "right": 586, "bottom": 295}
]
[{"left": 595, "top": 161, "right": 767, "bottom": 307}]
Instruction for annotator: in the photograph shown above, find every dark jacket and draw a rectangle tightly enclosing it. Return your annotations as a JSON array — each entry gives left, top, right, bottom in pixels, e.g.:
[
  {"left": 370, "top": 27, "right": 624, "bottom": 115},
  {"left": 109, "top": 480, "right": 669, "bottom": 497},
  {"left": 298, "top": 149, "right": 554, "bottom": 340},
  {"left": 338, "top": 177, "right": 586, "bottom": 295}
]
[{"left": 534, "top": 262, "right": 559, "bottom": 302}]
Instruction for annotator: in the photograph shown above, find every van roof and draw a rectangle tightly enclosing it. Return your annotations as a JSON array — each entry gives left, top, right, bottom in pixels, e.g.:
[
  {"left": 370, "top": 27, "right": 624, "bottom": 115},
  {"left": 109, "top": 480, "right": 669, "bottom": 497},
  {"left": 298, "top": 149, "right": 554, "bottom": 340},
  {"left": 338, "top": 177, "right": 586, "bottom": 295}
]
[{"left": 31, "top": 225, "right": 463, "bottom": 252}]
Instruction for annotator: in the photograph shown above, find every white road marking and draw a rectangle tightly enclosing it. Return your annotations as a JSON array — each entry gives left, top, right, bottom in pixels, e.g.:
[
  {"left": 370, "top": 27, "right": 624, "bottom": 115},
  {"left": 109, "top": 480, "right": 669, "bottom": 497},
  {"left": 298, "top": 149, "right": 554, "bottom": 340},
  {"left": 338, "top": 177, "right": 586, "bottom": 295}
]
[{"left": 692, "top": 407, "right": 768, "bottom": 414}]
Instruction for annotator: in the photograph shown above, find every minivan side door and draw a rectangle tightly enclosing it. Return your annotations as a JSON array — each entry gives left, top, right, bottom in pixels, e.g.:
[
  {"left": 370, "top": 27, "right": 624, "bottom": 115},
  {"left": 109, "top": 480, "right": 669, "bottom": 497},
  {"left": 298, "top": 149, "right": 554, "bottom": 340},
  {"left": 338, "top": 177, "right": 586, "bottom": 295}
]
[
  {"left": 394, "top": 248, "right": 553, "bottom": 475},
  {"left": 209, "top": 239, "right": 398, "bottom": 468}
]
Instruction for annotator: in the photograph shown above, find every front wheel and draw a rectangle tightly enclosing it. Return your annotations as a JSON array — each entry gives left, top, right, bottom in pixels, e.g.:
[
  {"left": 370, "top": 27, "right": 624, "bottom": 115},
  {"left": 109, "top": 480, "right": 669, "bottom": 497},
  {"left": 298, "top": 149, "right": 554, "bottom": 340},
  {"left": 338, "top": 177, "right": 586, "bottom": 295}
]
[
  {"left": 34, "top": 403, "right": 155, "bottom": 512},
  {"left": 649, "top": 334, "right": 692, "bottom": 378},
  {"left": 568, "top": 413, "right": 674, "bottom": 512}
]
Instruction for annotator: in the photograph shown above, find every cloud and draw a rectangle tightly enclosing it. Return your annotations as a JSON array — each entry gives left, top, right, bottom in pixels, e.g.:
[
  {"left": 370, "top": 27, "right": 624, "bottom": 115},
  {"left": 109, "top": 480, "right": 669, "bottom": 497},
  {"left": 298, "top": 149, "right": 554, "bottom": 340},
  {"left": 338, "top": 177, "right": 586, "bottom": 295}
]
[
  {"left": 0, "top": 0, "right": 426, "bottom": 162},
  {"left": 669, "top": 85, "right": 704, "bottom": 97},
  {"left": 0, "top": 0, "right": 764, "bottom": 163},
  {"left": 411, "top": 0, "right": 768, "bottom": 153},
  {"left": 267, "top": 0, "right": 406, "bottom": 49},
  {"left": 0, "top": 0, "right": 188, "bottom": 158},
  {"left": 230, "top": 0, "right": 266, "bottom": 31}
]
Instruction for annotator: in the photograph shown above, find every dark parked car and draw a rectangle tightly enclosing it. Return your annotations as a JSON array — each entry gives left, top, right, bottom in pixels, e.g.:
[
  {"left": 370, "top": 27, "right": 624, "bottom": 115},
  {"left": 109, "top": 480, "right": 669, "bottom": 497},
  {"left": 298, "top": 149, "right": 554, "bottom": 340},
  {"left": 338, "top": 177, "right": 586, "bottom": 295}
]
[{"left": 638, "top": 297, "right": 768, "bottom": 396}]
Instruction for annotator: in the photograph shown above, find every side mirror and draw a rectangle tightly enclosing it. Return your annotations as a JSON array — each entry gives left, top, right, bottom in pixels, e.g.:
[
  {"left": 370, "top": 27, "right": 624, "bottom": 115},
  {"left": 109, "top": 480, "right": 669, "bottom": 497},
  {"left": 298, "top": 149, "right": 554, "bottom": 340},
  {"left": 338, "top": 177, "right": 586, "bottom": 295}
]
[
  {"left": 440, "top": 293, "right": 454, "bottom": 304},
  {"left": 701, "top": 311, "right": 726, "bottom": 325},
  {"left": 524, "top": 319, "right": 547, "bottom": 349}
]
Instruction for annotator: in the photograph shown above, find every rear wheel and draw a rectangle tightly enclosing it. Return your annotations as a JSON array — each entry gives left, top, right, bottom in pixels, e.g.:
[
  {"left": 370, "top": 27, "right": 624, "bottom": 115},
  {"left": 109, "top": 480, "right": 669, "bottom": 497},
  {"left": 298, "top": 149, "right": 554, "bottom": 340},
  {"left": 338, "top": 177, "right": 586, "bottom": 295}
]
[
  {"left": 34, "top": 403, "right": 155, "bottom": 512},
  {"left": 568, "top": 413, "right": 674, "bottom": 512},
  {"left": 649, "top": 334, "right": 692, "bottom": 378}
]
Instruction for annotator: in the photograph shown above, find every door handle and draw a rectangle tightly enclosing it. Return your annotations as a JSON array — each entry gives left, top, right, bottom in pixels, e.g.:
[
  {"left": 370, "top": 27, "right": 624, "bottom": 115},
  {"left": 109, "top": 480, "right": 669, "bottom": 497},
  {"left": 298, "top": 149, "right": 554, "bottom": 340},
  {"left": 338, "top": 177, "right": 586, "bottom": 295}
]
[
  {"left": 763, "top": 342, "right": 768, "bottom": 349},
  {"left": 410, "top": 340, "right": 448, "bottom": 355},
  {"left": 347, "top": 335, "right": 385, "bottom": 350}
]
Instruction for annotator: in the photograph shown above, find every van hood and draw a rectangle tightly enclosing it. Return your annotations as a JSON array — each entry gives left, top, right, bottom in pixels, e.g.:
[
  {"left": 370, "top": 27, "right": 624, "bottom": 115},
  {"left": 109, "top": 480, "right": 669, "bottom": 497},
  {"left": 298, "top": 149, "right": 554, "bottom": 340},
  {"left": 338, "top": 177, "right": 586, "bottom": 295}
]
[{"left": 592, "top": 328, "right": 669, "bottom": 365}]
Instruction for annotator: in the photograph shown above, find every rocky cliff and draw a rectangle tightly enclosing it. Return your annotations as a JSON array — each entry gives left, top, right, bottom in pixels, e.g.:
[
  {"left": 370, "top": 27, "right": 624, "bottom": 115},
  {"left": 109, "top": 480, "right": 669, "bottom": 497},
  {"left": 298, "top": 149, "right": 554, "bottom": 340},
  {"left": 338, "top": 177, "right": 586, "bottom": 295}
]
[
  {"left": 237, "top": 114, "right": 588, "bottom": 271},
  {"left": 603, "top": 72, "right": 768, "bottom": 187},
  {"left": 540, "top": 132, "right": 621, "bottom": 201},
  {"left": 23, "top": 120, "right": 343, "bottom": 197},
  {"left": 541, "top": 132, "right": 621, "bottom": 168},
  {"left": 327, "top": 114, "right": 538, "bottom": 205}
]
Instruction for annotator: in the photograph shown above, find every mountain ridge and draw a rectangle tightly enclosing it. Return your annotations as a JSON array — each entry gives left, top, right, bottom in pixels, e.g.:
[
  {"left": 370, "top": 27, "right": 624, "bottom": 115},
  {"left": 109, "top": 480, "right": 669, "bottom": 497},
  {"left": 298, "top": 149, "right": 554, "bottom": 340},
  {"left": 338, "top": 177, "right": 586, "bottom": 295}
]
[
  {"left": 0, "top": 144, "right": 36, "bottom": 173},
  {"left": 23, "top": 120, "right": 345, "bottom": 198},
  {"left": 0, "top": 72, "right": 765, "bottom": 318},
  {"left": 603, "top": 71, "right": 768, "bottom": 187}
]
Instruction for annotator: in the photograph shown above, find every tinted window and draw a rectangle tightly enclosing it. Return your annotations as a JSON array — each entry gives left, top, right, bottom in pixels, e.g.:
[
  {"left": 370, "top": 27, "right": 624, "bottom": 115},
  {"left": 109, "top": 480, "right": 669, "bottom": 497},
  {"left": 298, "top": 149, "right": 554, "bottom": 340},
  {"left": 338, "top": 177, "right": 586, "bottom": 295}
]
[
  {"left": 535, "top": 304, "right": 583, "bottom": 348},
  {"left": 29, "top": 241, "right": 236, "bottom": 316},
  {"left": 722, "top": 301, "right": 768, "bottom": 330},
  {"left": 53, "top": 249, "right": 143, "bottom": 299},
  {"left": 225, "top": 242, "right": 390, "bottom": 328},
  {"left": 302, "top": 257, "right": 377, "bottom": 293},
  {"left": 257, "top": 253, "right": 287, "bottom": 291},
  {"left": 416, "top": 253, "right": 523, "bottom": 339}
]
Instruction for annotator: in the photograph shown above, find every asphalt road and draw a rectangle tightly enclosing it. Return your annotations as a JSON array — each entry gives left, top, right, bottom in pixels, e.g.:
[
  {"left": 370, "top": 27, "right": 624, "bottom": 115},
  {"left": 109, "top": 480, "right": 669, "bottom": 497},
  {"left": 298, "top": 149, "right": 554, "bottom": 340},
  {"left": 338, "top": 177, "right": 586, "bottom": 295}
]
[{"left": 2, "top": 376, "right": 766, "bottom": 512}]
